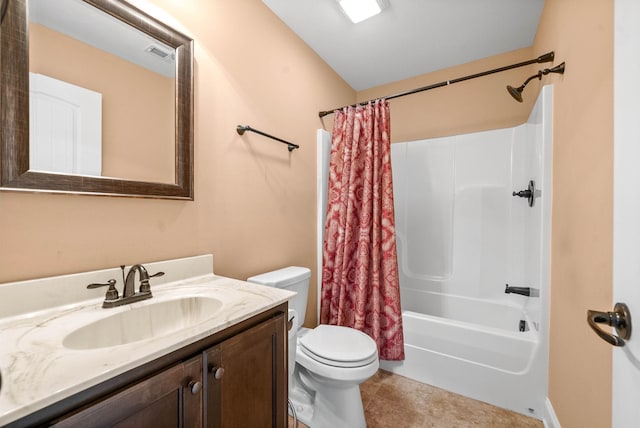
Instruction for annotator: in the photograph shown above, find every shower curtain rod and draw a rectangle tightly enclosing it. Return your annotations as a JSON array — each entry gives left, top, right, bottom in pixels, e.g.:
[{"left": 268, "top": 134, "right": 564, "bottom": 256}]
[{"left": 318, "top": 51, "right": 556, "bottom": 118}]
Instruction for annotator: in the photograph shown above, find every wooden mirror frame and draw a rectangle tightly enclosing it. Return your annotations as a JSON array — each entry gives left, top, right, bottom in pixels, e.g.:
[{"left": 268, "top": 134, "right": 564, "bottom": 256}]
[{"left": 0, "top": 0, "right": 194, "bottom": 199}]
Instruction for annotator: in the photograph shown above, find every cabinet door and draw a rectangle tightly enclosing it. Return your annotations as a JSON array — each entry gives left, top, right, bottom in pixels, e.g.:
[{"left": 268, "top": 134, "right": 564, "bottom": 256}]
[
  {"left": 53, "top": 356, "right": 203, "bottom": 428},
  {"left": 204, "top": 314, "right": 287, "bottom": 428}
]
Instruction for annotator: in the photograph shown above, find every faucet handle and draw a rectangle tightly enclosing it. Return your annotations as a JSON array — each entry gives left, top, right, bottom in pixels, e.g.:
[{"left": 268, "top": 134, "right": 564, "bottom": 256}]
[
  {"left": 87, "top": 279, "right": 119, "bottom": 301},
  {"left": 149, "top": 271, "right": 165, "bottom": 279},
  {"left": 139, "top": 271, "right": 164, "bottom": 294}
]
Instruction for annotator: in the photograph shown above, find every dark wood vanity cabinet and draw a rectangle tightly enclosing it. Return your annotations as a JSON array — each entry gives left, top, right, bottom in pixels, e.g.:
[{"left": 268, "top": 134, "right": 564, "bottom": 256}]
[
  {"left": 42, "top": 306, "right": 287, "bottom": 428},
  {"left": 52, "top": 356, "right": 203, "bottom": 428},
  {"left": 204, "top": 314, "right": 287, "bottom": 428}
]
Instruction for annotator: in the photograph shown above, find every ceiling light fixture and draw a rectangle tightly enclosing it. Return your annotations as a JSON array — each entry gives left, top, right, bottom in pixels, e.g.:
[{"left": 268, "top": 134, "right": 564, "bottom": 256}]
[{"left": 337, "top": 0, "right": 389, "bottom": 24}]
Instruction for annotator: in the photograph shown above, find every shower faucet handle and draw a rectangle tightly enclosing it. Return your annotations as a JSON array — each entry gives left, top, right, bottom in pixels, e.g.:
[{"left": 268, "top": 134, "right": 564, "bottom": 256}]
[
  {"left": 512, "top": 180, "right": 537, "bottom": 207},
  {"left": 512, "top": 189, "right": 532, "bottom": 198}
]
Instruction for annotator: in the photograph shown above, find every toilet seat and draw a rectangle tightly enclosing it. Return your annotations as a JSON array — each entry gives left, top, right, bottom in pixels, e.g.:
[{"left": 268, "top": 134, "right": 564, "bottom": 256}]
[{"left": 299, "top": 325, "right": 378, "bottom": 368}]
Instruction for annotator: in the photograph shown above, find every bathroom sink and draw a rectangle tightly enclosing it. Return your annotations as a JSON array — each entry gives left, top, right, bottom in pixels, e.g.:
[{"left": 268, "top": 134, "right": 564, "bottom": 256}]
[{"left": 63, "top": 296, "right": 223, "bottom": 350}]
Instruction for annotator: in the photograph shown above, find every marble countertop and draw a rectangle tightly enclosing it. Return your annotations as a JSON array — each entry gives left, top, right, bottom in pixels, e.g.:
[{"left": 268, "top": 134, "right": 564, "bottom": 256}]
[{"left": 0, "top": 255, "right": 294, "bottom": 426}]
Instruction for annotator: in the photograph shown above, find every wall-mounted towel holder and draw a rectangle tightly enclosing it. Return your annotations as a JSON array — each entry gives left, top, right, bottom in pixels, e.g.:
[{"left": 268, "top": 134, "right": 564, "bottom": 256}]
[{"left": 236, "top": 125, "right": 300, "bottom": 152}]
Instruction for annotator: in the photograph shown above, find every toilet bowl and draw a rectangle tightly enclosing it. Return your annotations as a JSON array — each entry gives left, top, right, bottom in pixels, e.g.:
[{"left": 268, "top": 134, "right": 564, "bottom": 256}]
[{"left": 248, "top": 267, "right": 379, "bottom": 428}]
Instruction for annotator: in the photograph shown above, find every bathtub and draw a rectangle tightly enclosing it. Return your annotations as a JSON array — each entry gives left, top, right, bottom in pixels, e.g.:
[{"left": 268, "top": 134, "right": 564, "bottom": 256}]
[
  {"left": 317, "top": 87, "right": 553, "bottom": 422},
  {"left": 380, "top": 288, "right": 546, "bottom": 419},
  {"left": 378, "top": 87, "right": 552, "bottom": 420}
]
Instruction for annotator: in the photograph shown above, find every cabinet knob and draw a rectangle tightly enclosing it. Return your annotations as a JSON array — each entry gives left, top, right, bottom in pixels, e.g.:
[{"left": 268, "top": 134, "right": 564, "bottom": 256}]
[
  {"left": 188, "top": 380, "right": 202, "bottom": 395},
  {"left": 209, "top": 366, "right": 225, "bottom": 380}
]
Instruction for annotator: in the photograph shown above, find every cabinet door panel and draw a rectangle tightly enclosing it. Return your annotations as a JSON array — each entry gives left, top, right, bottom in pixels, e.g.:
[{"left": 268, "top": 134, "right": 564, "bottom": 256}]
[
  {"left": 53, "top": 356, "right": 202, "bottom": 428},
  {"left": 111, "top": 393, "right": 180, "bottom": 428},
  {"left": 205, "top": 314, "right": 286, "bottom": 428}
]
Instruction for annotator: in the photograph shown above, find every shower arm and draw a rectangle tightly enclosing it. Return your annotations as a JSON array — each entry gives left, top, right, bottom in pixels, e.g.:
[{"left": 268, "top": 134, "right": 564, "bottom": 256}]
[
  {"left": 516, "top": 72, "right": 544, "bottom": 91},
  {"left": 507, "top": 62, "right": 566, "bottom": 103},
  {"left": 518, "top": 63, "right": 566, "bottom": 91}
]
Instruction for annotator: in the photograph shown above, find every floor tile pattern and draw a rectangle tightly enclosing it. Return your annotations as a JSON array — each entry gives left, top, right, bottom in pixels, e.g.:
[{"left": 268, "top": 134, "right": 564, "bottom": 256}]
[{"left": 288, "top": 369, "right": 543, "bottom": 428}]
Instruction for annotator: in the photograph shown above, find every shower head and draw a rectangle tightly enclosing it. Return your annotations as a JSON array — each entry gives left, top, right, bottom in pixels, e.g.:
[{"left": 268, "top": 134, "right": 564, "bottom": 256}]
[
  {"left": 507, "top": 62, "right": 566, "bottom": 103},
  {"left": 506, "top": 85, "right": 524, "bottom": 103},
  {"left": 506, "top": 73, "right": 540, "bottom": 103}
]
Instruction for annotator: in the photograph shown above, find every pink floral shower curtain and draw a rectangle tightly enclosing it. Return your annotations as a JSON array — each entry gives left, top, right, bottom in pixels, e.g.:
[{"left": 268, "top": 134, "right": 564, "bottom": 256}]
[{"left": 320, "top": 100, "right": 404, "bottom": 361}]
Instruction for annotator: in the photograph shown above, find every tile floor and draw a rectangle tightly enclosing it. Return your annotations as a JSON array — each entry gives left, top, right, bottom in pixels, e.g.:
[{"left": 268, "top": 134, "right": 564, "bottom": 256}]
[{"left": 288, "top": 369, "right": 543, "bottom": 428}]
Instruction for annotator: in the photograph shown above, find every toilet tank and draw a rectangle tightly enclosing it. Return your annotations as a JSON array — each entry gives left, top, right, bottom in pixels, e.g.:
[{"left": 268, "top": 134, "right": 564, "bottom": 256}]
[{"left": 247, "top": 266, "right": 311, "bottom": 328}]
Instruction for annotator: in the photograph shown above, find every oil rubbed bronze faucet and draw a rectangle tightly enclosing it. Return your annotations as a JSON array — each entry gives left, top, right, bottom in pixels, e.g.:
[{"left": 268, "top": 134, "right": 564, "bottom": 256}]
[
  {"left": 504, "top": 284, "right": 539, "bottom": 297},
  {"left": 87, "top": 264, "right": 164, "bottom": 308},
  {"left": 124, "top": 264, "right": 150, "bottom": 297}
]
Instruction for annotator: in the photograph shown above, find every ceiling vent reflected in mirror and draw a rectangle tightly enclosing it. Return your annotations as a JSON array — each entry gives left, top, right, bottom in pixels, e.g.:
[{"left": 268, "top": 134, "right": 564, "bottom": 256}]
[{"left": 145, "top": 45, "right": 175, "bottom": 64}]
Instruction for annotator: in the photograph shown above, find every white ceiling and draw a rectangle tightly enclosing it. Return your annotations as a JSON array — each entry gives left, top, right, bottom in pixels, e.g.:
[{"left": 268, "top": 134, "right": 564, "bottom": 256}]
[{"left": 262, "top": 0, "right": 545, "bottom": 91}]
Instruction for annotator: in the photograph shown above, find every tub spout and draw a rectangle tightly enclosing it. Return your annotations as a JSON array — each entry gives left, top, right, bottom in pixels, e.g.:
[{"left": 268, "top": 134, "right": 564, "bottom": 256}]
[{"left": 505, "top": 284, "right": 539, "bottom": 297}]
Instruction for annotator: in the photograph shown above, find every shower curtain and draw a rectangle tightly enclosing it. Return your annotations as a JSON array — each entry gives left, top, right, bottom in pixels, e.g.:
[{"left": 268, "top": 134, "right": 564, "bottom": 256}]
[{"left": 320, "top": 100, "right": 404, "bottom": 361}]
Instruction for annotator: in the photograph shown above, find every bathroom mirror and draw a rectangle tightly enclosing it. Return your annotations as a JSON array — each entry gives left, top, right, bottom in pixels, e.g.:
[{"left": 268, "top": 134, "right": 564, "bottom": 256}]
[{"left": 0, "top": 0, "right": 194, "bottom": 199}]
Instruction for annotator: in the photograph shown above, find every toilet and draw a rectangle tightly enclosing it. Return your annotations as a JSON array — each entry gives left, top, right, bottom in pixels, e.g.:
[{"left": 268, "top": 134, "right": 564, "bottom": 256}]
[{"left": 248, "top": 267, "right": 379, "bottom": 428}]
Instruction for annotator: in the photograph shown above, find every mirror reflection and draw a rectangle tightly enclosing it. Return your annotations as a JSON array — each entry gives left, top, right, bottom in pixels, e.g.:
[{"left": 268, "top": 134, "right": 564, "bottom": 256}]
[{"left": 28, "top": 0, "right": 176, "bottom": 184}]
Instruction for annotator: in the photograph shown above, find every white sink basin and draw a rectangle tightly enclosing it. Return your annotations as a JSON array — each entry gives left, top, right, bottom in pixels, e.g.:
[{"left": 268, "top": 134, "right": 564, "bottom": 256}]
[{"left": 63, "top": 296, "right": 223, "bottom": 350}]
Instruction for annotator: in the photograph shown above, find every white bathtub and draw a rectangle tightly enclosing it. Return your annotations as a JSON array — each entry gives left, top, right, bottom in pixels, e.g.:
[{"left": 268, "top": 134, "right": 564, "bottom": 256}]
[
  {"left": 401, "top": 287, "right": 535, "bottom": 335},
  {"left": 380, "top": 289, "right": 546, "bottom": 419},
  {"left": 379, "top": 87, "right": 552, "bottom": 420},
  {"left": 317, "top": 87, "right": 553, "bottom": 422}
]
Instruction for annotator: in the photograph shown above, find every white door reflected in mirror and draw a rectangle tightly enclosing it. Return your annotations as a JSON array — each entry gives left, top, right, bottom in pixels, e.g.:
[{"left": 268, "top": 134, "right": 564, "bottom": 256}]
[
  {"left": 27, "top": 0, "right": 176, "bottom": 184},
  {"left": 29, "top": 72, "right": 102, "bottom": 177}
]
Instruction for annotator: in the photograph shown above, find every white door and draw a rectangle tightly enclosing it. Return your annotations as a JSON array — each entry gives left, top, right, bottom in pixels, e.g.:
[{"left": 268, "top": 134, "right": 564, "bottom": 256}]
[
  {"left": 29, "top": 73, "right": 102, "bottom": 176},
  {"left": 612, "top": 0, "right": 640, "bottom": 426}
]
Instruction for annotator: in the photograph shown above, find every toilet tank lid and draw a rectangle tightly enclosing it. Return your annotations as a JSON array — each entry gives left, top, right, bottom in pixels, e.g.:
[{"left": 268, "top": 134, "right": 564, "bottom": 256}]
[{"left": 247, "top": 266, "right": 311, "bottom": 288}]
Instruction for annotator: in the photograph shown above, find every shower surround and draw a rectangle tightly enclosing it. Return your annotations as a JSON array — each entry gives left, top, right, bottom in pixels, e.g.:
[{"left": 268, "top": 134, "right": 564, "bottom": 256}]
[{"left": 378, "top": 86, "right": 552, "bottom": 419}]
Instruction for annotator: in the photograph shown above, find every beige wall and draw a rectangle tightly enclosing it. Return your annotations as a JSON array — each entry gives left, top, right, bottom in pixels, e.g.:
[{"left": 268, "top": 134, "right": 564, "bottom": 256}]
[
  {"left": 1, "top": 0, "right": 355, "bottom": 329},
  {"left": 3, "top": 1, "right": 614, "bottom": 425},
  {"left": 358, "top": 1, "right": 614, "bottom": 427},
  {"left": 357, "top": 47, "right": 537, "bottom": 142},
  {"left": 29, "top": 23, "right": 175, "bottom": 183},
  {"left": 533, "top": 1, "right": 613, "bottom": 427}
]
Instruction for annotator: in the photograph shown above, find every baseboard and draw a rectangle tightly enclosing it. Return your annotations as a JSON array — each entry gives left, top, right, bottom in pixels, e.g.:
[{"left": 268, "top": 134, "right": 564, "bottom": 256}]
[{"left": 543, "top": 397, "right": 561, "bottom": 428}]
